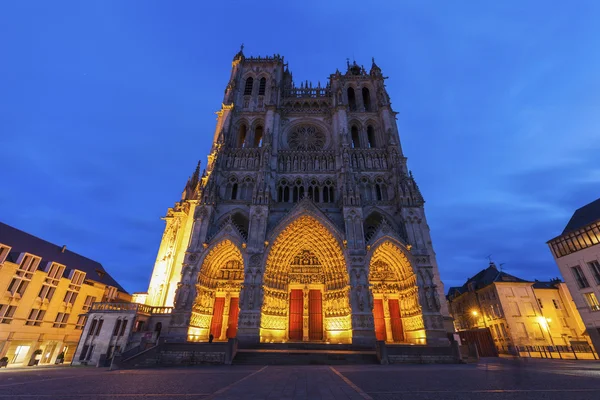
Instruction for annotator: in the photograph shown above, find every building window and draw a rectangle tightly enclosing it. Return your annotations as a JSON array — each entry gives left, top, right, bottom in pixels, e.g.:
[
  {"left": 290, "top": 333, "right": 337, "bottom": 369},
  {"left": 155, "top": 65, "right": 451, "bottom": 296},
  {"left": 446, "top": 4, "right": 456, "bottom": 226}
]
[
  {"left": 362, "top": 87, "right": 371, "bottom": 112},
  {"left": 88, "top": 319, "right": 98, "bottom": 336},
  {"left": 53, "top": 312, "right": 69, "bottom": 328},
  {"left": 38, "top": 284, "right": 56, "bottom": 302},
  {"left": 258, "top": 77, "right": 266, "bottom": 96},
  {"left": 351, "top": 126, "right": 360, "bottom": 148},
  {"left": 347, "top": 87, "right": 357, "bottom": 111},
  {"left": 26, "top": 309, "right": 46, "bottom": 326},
  {"left": 0, "top": 304, "right": 16, "bottom": 324},
  {"left": 583, "top": 292, "right": 600, "bottom": 311},
  {"left": 237, "top": 125, "right": 247, "bottom": 148},
  {"left": 64, "top": 290, "right": 78, "bottom": 306},
  {"left": 112, "top": 320, "right": 122, "bottom": 336},
  {"left": 75, "top": 315, "right": 86, "bottom": 330},
  {"left": 537, "top": 298, "right": 543, "bottom": 308},
  {"left": 82, "top": 296, "right": 96, "bottom": 312},
  {"left": 95, "top": 319, "right": 104, "bottom": 336},
  {"left": 244, "top": 77, "right": 254, "bottom": 95},
  {"left": 571, "top": 265, "right": 590, "bottom": 289},
  {"left": 254, "top": 126, "right": 263, "bottom": 147},
  {"left": 119, "top": 320, "right": 128, "bottom": 336},
  {"left": 587, "top": 260, "right": 600, "bottom": 285},
  {"left": 367, "top": 126, "right": 376, "bottom": 148},
  {"left": 552, "top": 299, "right": 560, "bottom": 309},
  {"left": 7, "top": 277, "right": 29, "bottom": 297}
]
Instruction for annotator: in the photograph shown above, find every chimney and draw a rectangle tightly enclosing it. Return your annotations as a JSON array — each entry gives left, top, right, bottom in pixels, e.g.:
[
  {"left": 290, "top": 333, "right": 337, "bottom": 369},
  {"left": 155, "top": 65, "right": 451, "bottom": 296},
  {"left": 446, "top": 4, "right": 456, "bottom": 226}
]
[{"left": 61, "top": 245, "right": 67, "bottom": 253}]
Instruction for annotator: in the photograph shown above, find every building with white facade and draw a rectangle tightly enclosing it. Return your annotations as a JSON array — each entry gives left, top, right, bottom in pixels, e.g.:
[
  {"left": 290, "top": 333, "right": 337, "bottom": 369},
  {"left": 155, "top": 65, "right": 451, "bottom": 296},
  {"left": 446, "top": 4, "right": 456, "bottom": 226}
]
[{"left": 548, "top": 198, "right": 600, "bottom": 353}]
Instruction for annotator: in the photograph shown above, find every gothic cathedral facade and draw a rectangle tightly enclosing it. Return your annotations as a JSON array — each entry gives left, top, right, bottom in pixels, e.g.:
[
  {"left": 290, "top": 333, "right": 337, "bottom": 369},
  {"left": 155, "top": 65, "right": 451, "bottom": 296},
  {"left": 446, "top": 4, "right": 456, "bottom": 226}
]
[{"left": 142, "top": 48, "right": 451, "bottom": 347}]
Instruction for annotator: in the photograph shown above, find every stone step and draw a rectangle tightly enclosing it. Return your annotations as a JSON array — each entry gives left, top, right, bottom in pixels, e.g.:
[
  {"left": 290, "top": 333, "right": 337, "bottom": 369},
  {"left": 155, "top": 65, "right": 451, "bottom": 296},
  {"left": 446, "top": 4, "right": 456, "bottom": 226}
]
[{"left": 233, "top": 349, "right": 378, "bottom": 365}]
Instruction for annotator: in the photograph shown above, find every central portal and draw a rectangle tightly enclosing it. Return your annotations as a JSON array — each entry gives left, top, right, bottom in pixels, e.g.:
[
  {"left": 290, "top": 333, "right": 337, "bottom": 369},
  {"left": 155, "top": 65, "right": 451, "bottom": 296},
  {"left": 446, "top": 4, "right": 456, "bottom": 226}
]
[{"left": 260, "top": 215, "right": 352, "bottom": 344}]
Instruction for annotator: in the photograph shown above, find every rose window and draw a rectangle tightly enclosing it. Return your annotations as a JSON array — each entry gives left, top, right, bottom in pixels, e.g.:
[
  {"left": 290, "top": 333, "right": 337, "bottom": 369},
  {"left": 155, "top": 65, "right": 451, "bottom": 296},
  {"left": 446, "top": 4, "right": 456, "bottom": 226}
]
[{"left": 288, "top": 125, "right": 325, "bottom": 151}]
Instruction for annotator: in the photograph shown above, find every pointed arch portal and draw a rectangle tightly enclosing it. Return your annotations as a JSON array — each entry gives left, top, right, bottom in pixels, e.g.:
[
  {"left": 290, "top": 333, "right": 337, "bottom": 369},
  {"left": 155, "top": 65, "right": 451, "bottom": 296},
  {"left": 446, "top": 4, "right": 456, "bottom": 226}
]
[
  {"left": 369, "top": 241, "right": 425, "bottom": 344},
  {"left": 260, "top": 215, "right": 352, "bottom": 343},
  {"left": 188, "top": 240, "right": 244, "bottom": 341}
]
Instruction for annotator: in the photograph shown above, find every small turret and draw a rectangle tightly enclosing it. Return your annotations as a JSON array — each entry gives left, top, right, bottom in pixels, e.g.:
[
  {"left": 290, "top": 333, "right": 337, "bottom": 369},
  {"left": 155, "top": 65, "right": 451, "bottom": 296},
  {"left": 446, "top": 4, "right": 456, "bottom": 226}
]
[
  {"left": 370, "top": 57, "right": 382, "bottom": 77},
  {"left": 232, "top": 44, "right": 245, "bottom": 63}
]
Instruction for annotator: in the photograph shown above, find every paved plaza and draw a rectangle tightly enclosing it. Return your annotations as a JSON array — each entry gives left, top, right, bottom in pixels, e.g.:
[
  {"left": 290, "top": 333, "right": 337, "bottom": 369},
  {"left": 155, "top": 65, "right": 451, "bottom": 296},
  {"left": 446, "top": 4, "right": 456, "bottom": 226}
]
[{"left": 1, "top": 358, "right": 600, "bottom": 399}]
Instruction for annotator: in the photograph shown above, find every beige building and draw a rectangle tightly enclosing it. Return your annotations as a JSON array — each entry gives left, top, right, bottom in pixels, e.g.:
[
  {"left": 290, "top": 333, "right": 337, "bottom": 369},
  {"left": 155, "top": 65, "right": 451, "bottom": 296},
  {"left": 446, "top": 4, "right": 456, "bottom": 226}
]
[
  {"left": 548, "top": 198, "right": 600, "bottom": 353},
  {"left": 447, "top": 263, "right": 588, "bottom": 354},
  {"left": 0, "top": 222, "right": 130, "bottom": 367}
]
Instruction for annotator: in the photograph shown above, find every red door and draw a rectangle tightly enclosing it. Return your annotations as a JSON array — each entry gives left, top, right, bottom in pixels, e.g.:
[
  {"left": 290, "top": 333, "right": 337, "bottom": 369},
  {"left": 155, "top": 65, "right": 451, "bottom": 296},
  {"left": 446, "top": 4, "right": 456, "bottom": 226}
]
[
  {"left": 289, "top": 290, "right": 303, "bottom": 341},
  {"left": 373, "top": 299, "right": 387, "bottom": 341},
  {"left": 210, "top": 297, "right": 225, "bottom": 340},
  {"left": 226, "top": 297, "right": 239, "bottom": 338},
  {"left": 309, "top": 290, "right": 323, "bottom": 341},
  {"left": 388, "top": 299, "right": 404, "bottom": 342}
]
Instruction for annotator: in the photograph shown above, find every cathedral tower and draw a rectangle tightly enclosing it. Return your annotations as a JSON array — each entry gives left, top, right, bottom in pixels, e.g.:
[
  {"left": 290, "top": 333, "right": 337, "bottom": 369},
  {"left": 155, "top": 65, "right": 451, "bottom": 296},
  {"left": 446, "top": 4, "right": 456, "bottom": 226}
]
[{"left": 143, "top": 47, "right": 451, "bottom": 346}]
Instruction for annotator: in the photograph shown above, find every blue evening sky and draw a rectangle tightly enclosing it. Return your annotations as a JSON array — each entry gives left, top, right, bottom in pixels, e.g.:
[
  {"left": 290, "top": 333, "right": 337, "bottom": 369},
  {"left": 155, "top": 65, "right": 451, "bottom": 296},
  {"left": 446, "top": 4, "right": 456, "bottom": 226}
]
[{"left": 1, "top": 1, "right": 599, "bottom": 293}]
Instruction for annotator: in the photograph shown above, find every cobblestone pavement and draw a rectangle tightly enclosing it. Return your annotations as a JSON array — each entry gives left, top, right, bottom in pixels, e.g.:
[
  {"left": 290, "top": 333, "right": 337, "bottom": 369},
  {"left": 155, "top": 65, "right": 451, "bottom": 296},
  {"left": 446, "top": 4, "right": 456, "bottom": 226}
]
[{"left": 0, "top": 358, "right": 599, "bottom": 399}]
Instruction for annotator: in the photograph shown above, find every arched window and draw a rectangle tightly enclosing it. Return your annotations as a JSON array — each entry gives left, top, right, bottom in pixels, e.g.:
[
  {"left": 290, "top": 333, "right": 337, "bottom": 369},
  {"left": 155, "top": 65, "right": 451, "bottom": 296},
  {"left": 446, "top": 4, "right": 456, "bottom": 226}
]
[
  {"left": 351, "top": 126, "right": 360, "bottom": 148},
  {"left": 284, "top": 186, "right": 290, "bottom": 202},
  {"left": 244, "top": 77, "right": 254, "bottom": 95},
  {"left": 254, "top": 126, "right": 263, "bottom": 147},
  {"left": 323, "top": 187, "right": 329, "bottom": 202},
  {"left": 376, "top": 184, "right": 383, "bottom": 201},
  {"left": 293, "top": 186, "right": 299, "bottom": 202},
  {"left": 314, "top": 187, "right": 320, "bottom": 202},
  {"left": 308, "top": 186, "right": 313, "bottom": 200},
  {"left": 237, "top": 125, "right": 247, "bottom": 148},
  {"left": 347, "top": 87, "right": 357, "bottom": 111},
  {"left": 329, "top": 187, "right": 334, "bottom": 203},
  {"left": 258, "top": 78, "right": 266, "bottom": 95},
  {"left": 231, "top": 183, "right": 238, "bottom": 200},
  {"left": 362, "top": 87, "right": 372, "bottom": 112},
  {"left": 278, "top": 187, "right": 283, "bottom": 202},
  {"left": 367, "top": 126, "right": 376, "bottom": 148}
]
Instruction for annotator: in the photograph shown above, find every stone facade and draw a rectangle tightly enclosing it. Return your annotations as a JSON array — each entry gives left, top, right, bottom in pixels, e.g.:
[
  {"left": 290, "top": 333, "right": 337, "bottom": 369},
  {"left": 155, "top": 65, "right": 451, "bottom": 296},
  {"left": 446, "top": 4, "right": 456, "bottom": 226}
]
[{"left": 141, "top": 48, "right": 451, "bottom": 347}]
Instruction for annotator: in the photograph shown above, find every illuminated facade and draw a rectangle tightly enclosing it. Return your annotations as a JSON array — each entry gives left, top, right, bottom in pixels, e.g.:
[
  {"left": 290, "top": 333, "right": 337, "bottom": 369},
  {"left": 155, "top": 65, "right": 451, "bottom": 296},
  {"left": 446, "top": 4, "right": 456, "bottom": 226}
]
[
  {"left": 448, "top": 263, "right": 589, "bottom": 353},
  {"left": 141, "top": 48, "right": 451, "bottom": 346},
  {"left": 0, "top": 222, "right": 130, "bottom": 367},
  {"left": 548, "top": 198, "right": 600, "bottom": 353}
]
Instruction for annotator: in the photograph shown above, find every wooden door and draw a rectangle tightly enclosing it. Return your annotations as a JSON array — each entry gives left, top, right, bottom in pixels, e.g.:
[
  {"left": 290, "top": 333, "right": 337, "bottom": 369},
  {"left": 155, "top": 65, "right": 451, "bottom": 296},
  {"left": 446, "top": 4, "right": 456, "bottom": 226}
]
[
  {"left": 388, "top": 299, "right": 404, "bottom": 342},
  {"left": 373, "top": 299, "right": 387, "bottom": 341},
  {"left": 309, "top": 290, "right": 323, "bottom": 341},
  {"left": 210, "top": 297, "right": 225, "bottom": 340},
  {"left": 289, "top": 289, "right": 303, "bottom": 340},
  {"left": 226, "top": 297, "right": 239, "bottom": 338}
]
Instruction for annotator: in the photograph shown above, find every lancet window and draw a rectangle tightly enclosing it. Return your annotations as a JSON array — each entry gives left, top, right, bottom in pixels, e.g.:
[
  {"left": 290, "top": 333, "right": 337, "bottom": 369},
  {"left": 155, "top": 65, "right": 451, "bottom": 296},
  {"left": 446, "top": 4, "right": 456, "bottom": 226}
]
[
  {"left": 367, "top": 125, "right": 376, "bottom": 148},
  {"left": 351, "top": 126, "right": 360, "bottom": 148},
  {"left": 244, "top": 77, "right": 254, "bottom": 95},
  {"left": 254, "top": 125, "right": 263, "bottom": 147},
  {"left": 276, "top": 178, "right": 335, "bottom": 203},
  {"left": 237, "top": 125, "right": 247, "bottom": 148},
  {"left": 258, "top": 77, "right": 266, "bottom": 95},
  {"left": 362, "top": 87, "right": 372, "bottom": 111},
  {"left": 347, "top": 87, "right": 357, "bottom": 111}
]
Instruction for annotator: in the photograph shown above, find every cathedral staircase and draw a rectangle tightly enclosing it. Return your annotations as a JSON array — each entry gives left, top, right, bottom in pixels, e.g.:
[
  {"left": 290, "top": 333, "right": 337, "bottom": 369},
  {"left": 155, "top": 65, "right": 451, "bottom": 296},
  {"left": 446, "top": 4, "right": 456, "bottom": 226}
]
[{"left": 232, "top": 342, "right": 379, "bottom": 365}]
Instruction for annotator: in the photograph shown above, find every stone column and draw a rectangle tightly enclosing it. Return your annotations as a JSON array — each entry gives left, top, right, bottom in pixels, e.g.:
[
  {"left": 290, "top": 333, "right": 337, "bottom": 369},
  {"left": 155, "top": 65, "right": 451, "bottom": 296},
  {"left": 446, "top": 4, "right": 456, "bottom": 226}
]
[
  {"left": 383, "top": 295, "right": 393, "bottom": 343},
  {"left": 237, "top": 255, "right": 263, "bottom": 345},
  {"left": 349, "top": 265, "right": 376, "bottom": 347},
  {"left": 302, "top": 286, "right": 309, "bottom": 342},
  {"left": 220, "top": 293, "right": 231, "bottom": 340}
]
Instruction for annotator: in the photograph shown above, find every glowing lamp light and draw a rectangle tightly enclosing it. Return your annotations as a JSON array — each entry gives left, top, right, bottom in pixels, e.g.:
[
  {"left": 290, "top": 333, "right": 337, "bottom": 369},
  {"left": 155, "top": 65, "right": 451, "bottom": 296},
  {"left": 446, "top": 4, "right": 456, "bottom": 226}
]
[{"left": 471, "top": 310, "right": 478, "bottom": 316}]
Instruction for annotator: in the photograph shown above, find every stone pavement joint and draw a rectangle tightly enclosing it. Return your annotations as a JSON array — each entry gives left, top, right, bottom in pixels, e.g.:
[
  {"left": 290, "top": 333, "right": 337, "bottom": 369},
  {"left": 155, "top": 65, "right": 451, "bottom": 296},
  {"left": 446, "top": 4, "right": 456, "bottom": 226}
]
[{"left": 329, "top": 366, "right": 373, "bottom": 400}]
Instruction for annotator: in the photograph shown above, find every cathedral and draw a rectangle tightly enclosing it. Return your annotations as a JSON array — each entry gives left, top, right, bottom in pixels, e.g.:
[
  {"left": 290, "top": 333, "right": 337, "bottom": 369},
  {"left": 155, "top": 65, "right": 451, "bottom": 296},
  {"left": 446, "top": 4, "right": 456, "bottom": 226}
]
[{"left": 141, "top": 47, "right": 451, "bottom": 347}]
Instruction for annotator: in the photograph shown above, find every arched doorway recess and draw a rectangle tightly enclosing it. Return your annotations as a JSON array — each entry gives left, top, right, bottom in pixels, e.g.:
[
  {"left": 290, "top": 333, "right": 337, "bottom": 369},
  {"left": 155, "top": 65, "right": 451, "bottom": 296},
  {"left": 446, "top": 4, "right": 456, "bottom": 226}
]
[
  {"left": 260, "top": 215, "right": 352, "bottom": 343},
  {"left": 188, "top": 240, "right": 243, "bottom": 341},
  {"left": 368, "top": 241, "right": 425, "bottom": 344}
]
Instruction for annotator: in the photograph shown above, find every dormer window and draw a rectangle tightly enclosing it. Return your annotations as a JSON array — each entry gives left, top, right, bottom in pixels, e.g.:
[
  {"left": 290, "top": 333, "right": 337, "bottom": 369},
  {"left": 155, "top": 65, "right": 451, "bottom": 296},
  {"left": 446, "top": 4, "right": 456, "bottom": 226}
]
[{"left": 0, "top": 244, "right": 10, "bottom": 264}]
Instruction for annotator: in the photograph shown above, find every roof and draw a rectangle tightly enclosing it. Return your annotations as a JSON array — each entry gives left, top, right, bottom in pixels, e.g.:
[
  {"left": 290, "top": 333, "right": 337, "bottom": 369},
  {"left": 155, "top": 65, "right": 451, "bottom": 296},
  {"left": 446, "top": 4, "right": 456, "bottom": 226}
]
[
  {"left": 562, "top": 198, "right": 600, "bottom": 235},
  {"left": 532, "top": 279, "right": 563, "bottom": 289},
  {"left": 447, "top": 263, "right": 528, "bottom": 299},
  {"left": 0, "top": 222, "right": 128, "bottom": 293}
]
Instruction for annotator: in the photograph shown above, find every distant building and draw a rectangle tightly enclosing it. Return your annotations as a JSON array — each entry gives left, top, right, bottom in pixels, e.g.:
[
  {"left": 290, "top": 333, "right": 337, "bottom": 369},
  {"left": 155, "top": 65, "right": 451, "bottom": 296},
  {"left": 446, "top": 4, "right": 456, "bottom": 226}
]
[
  {"left": 548, "top": 198, "right": 600, "bottom": 353},
  {"left": 0, "top": 222, "right": 130, "bottom": 366},
  {"left": 447, "top": 263, "right": 587, "bottom": 353}
]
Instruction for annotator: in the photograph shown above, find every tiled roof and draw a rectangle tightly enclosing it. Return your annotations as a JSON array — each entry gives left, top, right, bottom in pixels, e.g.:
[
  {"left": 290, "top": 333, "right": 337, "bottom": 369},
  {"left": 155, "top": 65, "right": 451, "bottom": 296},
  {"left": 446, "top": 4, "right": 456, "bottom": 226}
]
[
  {"left": 562, "top": 198, "right": 600, "bottom": 234},
  {"left": 0, "top": 222, "right": 128, "bottom": 293}
]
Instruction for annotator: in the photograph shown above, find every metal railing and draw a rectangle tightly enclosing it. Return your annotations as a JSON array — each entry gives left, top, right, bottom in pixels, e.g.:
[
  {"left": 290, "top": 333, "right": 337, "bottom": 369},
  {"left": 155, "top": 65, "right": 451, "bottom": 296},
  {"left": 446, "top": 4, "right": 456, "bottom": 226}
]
[{"left": 516, "top": 344, "right": 598, "bottom": 360}]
